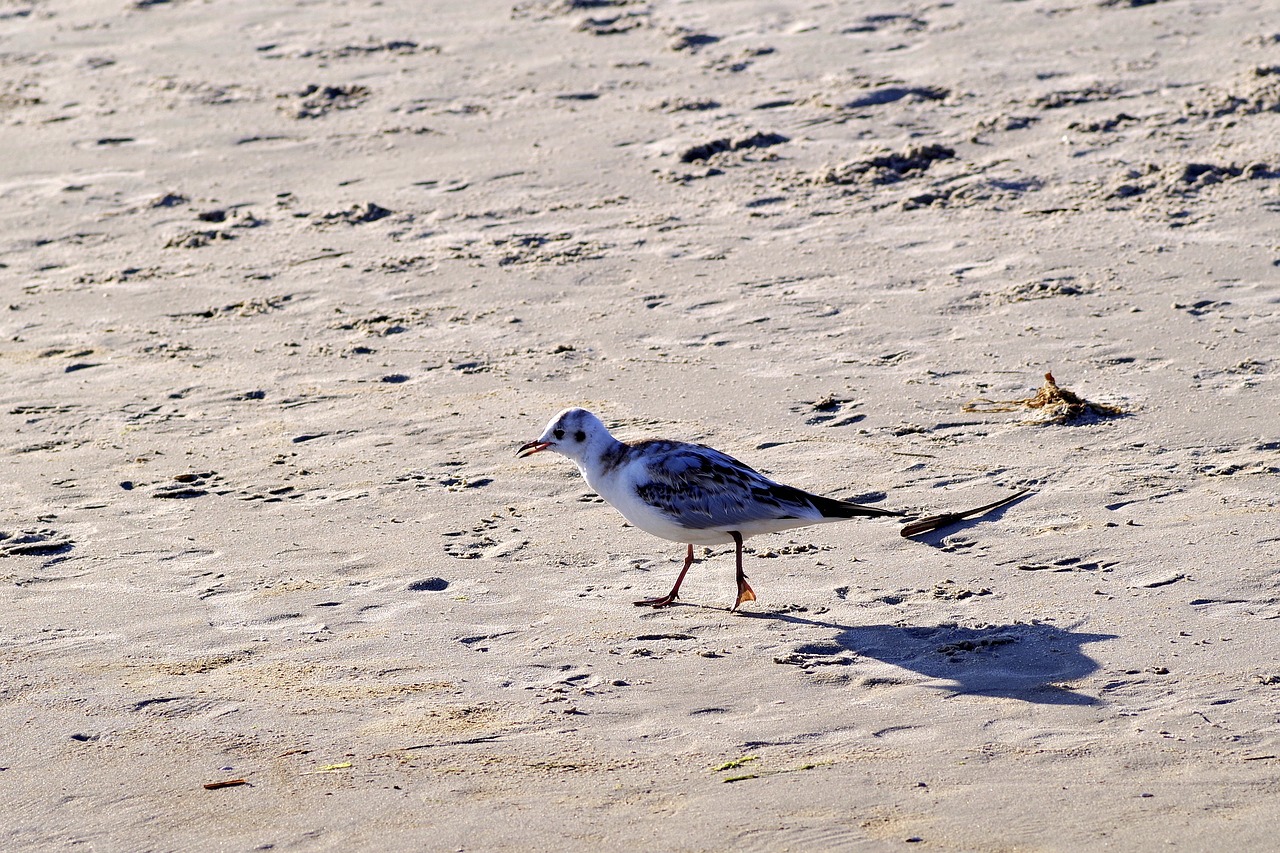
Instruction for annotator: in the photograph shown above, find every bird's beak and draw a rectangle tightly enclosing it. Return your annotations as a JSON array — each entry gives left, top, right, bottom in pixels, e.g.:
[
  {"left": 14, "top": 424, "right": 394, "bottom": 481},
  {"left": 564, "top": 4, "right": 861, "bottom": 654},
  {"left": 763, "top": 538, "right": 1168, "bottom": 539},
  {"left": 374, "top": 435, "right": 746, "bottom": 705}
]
[{"left": 516, "top": 440, "right": 551, "bottom": 458}]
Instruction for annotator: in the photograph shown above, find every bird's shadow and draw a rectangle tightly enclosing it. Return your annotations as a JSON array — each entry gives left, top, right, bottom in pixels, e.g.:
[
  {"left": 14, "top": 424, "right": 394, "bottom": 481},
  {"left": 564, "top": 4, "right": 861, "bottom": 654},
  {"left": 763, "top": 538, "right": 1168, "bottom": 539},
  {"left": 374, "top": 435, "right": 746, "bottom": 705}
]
[{"left": 741, "top": 611, "right": 1115, "bottom": 706}]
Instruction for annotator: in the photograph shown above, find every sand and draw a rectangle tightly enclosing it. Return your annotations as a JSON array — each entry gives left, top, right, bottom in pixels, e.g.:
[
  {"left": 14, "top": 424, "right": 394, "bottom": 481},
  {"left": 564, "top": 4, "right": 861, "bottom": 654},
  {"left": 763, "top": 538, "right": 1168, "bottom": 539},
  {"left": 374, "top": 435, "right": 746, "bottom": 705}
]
[{"left": 2, "top": 0, "right": 1278, "bottom": 849}]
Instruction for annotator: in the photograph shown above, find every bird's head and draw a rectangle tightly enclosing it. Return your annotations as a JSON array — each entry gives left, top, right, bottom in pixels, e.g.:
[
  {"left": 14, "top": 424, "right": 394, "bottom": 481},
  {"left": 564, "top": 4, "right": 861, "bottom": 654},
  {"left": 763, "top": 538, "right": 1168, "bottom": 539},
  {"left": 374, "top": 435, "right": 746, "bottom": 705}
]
[{"left": 517, "top": 407, "right": 612, "bottom": 464}]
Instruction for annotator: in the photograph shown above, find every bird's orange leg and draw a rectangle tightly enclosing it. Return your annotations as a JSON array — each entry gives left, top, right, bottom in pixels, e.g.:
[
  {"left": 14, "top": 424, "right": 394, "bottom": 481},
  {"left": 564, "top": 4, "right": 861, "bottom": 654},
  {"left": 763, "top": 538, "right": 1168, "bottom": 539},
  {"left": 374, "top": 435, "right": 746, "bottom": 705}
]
[
  {"left": 634, "top": 543, "right": 695, "bottom": 608},
  {"left": 730, "top": 531, "right": 755, "bottom": 610}
]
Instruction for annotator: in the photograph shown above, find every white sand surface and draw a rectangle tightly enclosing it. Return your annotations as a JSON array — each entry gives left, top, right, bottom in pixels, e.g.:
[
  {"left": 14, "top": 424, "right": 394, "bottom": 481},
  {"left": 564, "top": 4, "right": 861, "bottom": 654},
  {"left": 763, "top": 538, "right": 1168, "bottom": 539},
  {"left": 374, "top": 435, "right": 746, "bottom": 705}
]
[{"left": 2, "top": 0, "right": 1278, "bottom": 849}]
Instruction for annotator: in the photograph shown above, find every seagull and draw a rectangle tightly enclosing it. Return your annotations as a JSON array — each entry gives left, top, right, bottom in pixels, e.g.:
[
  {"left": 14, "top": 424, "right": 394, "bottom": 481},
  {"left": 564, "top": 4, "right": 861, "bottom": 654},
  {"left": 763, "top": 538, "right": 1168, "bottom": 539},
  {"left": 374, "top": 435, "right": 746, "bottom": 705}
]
[{"left": 517, "top": 407, "right": 904, "bottom": 610}]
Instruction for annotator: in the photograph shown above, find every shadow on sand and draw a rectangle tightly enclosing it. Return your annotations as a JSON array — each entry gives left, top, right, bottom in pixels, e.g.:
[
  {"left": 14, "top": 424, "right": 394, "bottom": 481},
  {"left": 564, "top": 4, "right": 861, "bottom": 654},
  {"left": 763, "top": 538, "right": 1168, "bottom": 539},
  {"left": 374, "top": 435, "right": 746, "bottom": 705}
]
[{"left": 743, "top": 612, "right": 1115, "bottom": 706}]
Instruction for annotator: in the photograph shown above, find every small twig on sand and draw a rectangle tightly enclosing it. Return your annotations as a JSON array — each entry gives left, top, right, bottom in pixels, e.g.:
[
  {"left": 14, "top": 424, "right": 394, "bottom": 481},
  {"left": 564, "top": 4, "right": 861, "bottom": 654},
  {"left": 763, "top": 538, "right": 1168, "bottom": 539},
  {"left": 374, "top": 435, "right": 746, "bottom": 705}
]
[{"left": 901, "top": 488, "right": 1034, "bottom": 538}]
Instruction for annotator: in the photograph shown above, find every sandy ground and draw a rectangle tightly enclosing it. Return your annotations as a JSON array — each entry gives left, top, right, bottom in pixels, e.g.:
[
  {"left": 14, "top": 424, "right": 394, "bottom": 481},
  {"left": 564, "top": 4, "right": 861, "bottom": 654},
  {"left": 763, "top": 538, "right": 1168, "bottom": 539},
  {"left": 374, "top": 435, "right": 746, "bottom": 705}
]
[{"left": 2, "top": 0, "right": 1278, "bottom": 849}]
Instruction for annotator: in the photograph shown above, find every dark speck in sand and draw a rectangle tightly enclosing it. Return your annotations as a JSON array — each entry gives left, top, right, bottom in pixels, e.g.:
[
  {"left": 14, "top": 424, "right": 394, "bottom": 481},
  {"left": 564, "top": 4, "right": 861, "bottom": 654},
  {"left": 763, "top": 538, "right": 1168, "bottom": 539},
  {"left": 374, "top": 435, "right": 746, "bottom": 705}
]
[{"left": 409, "top": 578, "right": 449, "bottom": 592}]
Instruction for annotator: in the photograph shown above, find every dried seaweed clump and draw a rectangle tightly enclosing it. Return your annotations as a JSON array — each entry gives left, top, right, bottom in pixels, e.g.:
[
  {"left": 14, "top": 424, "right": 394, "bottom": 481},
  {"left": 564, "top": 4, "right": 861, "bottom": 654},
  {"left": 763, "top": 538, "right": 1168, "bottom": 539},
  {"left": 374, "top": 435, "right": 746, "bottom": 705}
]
[{"left": 963, "top": 372, "right": 1126, "bottom": 424}]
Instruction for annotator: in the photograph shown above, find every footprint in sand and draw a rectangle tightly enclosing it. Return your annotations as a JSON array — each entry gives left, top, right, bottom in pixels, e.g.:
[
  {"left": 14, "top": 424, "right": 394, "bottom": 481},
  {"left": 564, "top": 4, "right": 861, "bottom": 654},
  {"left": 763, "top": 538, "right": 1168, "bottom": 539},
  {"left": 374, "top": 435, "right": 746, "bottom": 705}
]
[
  {"left": 793, "top": 394, "right": 866, "bottom": 427},
  {"left": 0, "top": 528, "right": 74, "bottom": 557},
  {"left": 149, "top": 471, "right": 223, "bottom": 499}
]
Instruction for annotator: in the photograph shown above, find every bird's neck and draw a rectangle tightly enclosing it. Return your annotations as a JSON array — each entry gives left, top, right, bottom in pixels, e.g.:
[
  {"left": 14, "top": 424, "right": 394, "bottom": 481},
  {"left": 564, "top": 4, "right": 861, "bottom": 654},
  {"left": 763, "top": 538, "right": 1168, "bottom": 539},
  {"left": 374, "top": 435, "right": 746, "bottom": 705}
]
[{"left": 576, "top": 437, "right": 629, "bottom": 492}]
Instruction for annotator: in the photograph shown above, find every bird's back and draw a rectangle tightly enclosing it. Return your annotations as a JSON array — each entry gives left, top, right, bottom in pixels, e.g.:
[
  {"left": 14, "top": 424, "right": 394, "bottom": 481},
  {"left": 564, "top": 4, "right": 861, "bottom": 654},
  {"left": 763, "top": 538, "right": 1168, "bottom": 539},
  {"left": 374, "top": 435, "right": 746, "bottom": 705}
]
[{"left": 589, "top": 438, "right": 892, "bottom": 544}]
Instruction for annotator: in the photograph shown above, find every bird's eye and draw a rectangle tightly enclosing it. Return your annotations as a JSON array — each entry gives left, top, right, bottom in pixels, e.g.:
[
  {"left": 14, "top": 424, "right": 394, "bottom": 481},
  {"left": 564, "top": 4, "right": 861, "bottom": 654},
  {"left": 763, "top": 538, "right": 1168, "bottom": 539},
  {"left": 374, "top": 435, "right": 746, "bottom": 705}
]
[
  {"left": 574, "top": 430, "right": 586, "bottom": 442},
  {"left": 553, "top": 428, "right": 565, "bottom": 440}
]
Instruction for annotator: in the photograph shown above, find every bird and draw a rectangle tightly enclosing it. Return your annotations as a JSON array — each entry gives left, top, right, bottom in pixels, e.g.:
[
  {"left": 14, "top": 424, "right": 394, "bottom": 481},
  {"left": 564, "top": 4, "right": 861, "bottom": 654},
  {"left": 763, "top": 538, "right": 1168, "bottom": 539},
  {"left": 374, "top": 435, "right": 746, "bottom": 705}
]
[{"left": 517, "top": 407, "right": 904, "bottom": 610}]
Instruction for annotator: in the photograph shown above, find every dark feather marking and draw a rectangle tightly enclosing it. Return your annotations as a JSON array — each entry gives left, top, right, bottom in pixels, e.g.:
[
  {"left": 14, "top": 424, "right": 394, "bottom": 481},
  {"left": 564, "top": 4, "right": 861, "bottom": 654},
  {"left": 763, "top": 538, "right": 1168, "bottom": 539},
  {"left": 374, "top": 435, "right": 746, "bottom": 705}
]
[
  {"left": 598, "top": 441, "right": 630, "bottom": 475},
  {"left": 807, "top": 492, "right": 902, "bottom": 519}
]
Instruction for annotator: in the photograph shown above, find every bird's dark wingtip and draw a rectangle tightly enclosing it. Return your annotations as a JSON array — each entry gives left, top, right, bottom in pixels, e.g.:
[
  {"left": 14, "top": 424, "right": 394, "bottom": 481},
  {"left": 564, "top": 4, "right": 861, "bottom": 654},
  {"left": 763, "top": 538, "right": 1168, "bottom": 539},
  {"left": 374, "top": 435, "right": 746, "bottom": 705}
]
[{"left": 808, "top": 492, "right": 903, "bottom": 519}]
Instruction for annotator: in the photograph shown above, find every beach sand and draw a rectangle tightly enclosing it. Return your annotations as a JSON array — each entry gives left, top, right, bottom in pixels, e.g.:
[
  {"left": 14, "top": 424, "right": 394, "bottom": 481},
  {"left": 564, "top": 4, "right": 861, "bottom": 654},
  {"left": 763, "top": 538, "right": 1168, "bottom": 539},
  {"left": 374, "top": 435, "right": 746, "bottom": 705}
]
[{"left": 2, "top": 0, "right": 1278, "bottom": 849}]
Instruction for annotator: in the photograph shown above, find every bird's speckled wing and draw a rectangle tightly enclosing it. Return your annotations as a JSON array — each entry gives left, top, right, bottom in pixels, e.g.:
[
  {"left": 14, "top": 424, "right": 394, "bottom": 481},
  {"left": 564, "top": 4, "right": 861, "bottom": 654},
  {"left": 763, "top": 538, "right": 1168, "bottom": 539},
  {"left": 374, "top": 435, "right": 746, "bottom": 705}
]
[{"left": 629, "top": 440, "right": 822, "bottom": 530}]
